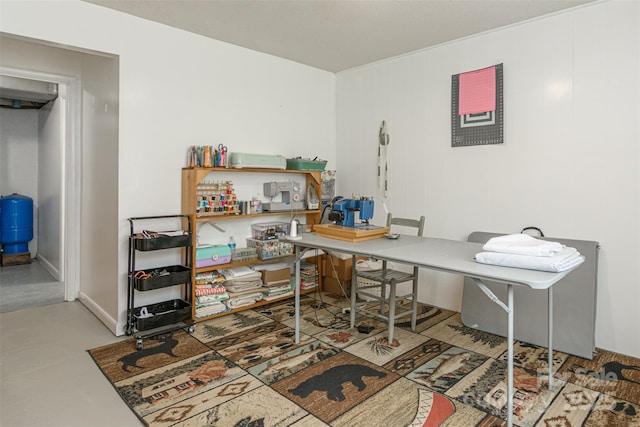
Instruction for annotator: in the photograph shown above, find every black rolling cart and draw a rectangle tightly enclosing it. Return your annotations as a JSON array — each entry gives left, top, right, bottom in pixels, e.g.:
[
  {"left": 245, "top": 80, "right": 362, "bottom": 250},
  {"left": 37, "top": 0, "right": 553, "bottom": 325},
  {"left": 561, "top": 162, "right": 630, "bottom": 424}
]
[{"left": 127, "top": 215, "right": 195, "bottom": 350}]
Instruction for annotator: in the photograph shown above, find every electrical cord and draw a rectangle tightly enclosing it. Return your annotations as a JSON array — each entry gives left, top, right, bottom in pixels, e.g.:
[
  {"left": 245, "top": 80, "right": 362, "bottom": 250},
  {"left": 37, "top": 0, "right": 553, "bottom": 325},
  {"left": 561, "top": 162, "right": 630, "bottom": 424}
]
[
  {"left": 320, "top": 196, "right": 342, "bottom": 224},
  {"left": 302, "top": 249, "right": 353, "bottom": 329}
]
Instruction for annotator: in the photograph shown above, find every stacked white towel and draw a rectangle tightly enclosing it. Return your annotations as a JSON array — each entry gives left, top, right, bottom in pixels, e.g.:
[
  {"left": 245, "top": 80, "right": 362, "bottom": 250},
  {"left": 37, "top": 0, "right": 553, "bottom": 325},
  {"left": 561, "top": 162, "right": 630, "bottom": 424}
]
[
  {"left": 482, "top": 234, "right": 564, "bottom": 256},
  {"left": 475, "top": 234, "right": 585, "bottom": 272},
  {"left": 225, "top": 292, "right": 264, "bottom": 309},
  {"left": 219, "top": 266, "right": 260, "bottom": 279},
  {"left": 219, "top": 266, "right": 263, "bottom": 292},
  {"left": 224, "top": 281, "right": 264, "bottom": 292}
]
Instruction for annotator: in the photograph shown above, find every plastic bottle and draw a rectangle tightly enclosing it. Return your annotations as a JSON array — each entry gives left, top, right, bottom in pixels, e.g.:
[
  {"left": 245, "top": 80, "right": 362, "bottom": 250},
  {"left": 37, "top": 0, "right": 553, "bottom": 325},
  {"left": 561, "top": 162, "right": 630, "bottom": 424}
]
[{"left": 228, "top": 236, "right": 236, "bottom": 249}]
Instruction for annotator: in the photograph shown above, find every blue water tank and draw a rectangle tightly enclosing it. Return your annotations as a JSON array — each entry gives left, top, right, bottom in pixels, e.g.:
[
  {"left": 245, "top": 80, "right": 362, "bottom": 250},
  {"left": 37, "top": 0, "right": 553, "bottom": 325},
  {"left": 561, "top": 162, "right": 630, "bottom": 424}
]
[{"left": 0, "top": 193, "right": 34, "bottom": 254}]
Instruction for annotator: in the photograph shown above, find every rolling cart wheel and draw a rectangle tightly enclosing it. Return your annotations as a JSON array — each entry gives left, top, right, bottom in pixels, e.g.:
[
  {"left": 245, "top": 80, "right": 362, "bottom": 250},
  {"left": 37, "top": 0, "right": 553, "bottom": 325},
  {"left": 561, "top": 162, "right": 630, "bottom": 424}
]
[
  {"left": 136, "top": 339, "right": 143, "bottom": 351},
  {"left": 188, "top": 325, "right": 196, "bottom": 334}
]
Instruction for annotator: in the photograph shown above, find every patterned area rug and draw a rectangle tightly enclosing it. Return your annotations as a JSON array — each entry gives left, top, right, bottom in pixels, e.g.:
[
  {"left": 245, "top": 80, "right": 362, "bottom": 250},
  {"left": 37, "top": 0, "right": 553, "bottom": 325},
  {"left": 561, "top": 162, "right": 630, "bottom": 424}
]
[{"left": 89, "top": 294, "right": 640, "bottom": 426}]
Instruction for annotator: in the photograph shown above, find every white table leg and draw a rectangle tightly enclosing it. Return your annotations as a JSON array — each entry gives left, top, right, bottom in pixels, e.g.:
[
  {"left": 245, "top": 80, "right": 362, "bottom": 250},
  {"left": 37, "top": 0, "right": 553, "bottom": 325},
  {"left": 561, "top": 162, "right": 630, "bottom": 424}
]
[
  {"left": 387, "top": 280, "right": 396, "bottom": 344},
  {"left": 350, "top": 255, "right": 357, "bottom": 328},
  {"left": 548, "top": 287, "right": 553, "bottom": 390},
  {"left": 507, "top": 284, "right": 514, "bottom": 427},
  {"left": 294, "top": 245, "right": 300, "bottom": 344}
]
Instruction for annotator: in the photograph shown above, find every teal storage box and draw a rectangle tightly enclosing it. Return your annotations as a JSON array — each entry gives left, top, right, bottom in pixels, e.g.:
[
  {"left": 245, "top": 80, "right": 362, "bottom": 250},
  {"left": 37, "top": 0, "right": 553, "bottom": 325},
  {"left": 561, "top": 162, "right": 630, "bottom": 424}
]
[
  {"left": 286, "top": 158, "right": 327, "bottom": 171},
  {"left": 196, "top": 244, "right": 232, "bottom": 268},
  {"left": 229, "top": 153, "right": 286, "bottom": 169}
]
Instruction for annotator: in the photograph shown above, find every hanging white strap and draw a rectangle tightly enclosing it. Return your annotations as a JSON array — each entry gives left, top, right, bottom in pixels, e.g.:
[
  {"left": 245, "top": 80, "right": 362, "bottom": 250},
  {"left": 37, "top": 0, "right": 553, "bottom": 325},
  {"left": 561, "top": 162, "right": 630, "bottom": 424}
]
[{"left": 378, "top": 121, "right": 390, "bottom": 197}]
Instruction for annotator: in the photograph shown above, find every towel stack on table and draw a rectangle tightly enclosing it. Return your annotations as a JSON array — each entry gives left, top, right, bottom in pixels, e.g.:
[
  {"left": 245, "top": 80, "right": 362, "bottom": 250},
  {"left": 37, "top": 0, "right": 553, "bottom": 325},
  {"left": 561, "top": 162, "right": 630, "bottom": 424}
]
[{"left": 474, "top": 234, "right": 585, "bottom": 272}]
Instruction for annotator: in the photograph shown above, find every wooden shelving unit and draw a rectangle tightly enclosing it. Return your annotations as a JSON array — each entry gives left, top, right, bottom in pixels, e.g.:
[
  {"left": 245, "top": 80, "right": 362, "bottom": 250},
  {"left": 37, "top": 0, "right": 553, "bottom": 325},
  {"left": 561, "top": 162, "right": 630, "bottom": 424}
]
[{"left": 181, "top": 166, "right": 323, "bottom": 322}]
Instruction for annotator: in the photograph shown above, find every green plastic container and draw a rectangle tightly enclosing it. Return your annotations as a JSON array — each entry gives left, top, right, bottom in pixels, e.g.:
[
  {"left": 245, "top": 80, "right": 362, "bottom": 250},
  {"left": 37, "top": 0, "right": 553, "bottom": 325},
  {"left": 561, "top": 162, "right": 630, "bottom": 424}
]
[{"left": 286, "top": 158, "right": 327, "bottom": 171}]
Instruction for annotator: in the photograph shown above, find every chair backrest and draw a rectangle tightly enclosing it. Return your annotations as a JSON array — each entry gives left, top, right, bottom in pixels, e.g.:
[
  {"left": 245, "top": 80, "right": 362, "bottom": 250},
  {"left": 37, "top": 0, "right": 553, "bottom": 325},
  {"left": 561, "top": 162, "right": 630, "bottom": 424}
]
[{"left": 385, "top": 213, "right": 425, "bottom": 237}]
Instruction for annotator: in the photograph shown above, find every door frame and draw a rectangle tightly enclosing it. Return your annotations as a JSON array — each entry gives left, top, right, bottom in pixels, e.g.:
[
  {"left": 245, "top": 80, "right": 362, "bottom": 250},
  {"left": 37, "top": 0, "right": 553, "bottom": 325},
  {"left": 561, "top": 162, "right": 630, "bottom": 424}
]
[{"left": 1, "top": 66, "right": 81, "bottom": 301}]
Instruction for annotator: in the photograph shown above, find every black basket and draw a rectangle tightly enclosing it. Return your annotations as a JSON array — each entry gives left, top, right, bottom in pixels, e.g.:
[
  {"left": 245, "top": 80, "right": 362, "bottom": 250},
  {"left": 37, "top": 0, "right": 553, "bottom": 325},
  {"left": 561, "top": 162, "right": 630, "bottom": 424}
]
[
  {"left": 133, "top": 299, "right": 191, "bottom": 331},
  {"left": 134, "top": 233, "right": 192, "bottom": 251},
  {"left": 132, "top": 265, "right": 191, "bottom": 291}
]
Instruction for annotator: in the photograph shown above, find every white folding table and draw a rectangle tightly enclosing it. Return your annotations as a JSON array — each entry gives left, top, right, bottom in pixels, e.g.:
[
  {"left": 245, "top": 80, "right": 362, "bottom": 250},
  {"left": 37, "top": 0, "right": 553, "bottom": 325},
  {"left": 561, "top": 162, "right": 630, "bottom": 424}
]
[{"left": 289, "top": 233, "right": 582, "bottom": 427}]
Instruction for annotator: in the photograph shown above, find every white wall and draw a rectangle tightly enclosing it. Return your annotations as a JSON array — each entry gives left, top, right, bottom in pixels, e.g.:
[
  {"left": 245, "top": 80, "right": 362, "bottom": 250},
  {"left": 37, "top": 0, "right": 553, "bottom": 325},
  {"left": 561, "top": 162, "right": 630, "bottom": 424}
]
[
  {"left": 0, "top": 35, "right": 119, "bottom": 318},
  {"left": 337, "top": 0, "right": 639, "bottom": 358},
  {"left": 0, "top": 109, "right": 39, "bottom": 255},
  {"left": 79, "top": 52, "right": 120, "bottom": 326},
  {"left": 1, "top": 0, "right": 336, "bottom": 335},
  {"left": 37, "top": 94, "right": 63, "bottom": 278}
]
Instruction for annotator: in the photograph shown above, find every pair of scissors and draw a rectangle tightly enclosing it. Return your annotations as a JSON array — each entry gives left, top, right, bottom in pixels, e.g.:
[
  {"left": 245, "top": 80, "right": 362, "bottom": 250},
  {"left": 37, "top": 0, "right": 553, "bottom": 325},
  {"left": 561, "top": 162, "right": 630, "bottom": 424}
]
[
  {"left": 134, "top": 270, "right": 152, "bottom": 279},
  {"left": 217, "top": 144, "right": 228, "bottom": 166}
]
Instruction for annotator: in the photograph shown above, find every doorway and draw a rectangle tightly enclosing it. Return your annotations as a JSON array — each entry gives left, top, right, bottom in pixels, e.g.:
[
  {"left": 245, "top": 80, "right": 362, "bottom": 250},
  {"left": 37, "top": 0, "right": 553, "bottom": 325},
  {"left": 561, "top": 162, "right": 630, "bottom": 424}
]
[
  {"left": 0, "top": 73, "right": 74, "bottom": 312},
  {"left": 1, "top": 35, "right": 119, "bottom": 333}
]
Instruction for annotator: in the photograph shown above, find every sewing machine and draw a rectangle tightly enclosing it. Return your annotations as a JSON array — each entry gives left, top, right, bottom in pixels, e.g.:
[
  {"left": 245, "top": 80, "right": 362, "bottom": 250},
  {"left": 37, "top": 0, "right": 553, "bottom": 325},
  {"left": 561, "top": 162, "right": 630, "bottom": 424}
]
[
  {"left": 328, "top": 197, "right": 375, "bottom": 228},
  {"left": 262, "top": 181, "right": 305, "bottom": 212}
]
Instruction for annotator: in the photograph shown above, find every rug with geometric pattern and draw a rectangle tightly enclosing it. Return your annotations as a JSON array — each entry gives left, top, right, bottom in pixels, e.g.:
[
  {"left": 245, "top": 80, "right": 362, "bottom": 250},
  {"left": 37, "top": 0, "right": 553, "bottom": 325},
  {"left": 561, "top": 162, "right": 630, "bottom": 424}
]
[{"left": 89, "top": 292, "right": 640, "bottom": 427}]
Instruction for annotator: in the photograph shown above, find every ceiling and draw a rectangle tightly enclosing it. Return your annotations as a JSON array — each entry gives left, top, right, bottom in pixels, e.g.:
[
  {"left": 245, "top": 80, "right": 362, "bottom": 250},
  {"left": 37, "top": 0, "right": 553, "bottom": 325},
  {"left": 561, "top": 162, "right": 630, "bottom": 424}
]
[{"left": 83, "top": 0, "right": 596, "bottom": 72}]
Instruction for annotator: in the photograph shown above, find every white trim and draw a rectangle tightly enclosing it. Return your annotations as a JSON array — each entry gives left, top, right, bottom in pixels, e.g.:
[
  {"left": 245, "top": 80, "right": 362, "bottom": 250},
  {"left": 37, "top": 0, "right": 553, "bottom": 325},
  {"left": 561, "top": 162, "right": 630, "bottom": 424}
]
[
  {"left": 78, "top": 292, "right": 120, "bottom": 335},
  {"left": 63, "top": 75, "right": 82, "bottom": 302},
  {"left": 36, "top": 253, "right": 60, "bottom": 281}
]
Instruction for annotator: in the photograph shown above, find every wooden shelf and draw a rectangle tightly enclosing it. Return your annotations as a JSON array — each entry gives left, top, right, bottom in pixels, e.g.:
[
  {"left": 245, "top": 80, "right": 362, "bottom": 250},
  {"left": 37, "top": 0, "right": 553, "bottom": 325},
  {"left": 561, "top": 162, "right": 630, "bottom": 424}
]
[
  {"left": 193, "top": 255, "right": 294, "bottom": 274},
  {"left": 182, "top": 166, "right": 323, "bottom": 321},
  {"left": 195, "top": 209, "right": 320, "bottom": 222},
  {"left": 193, "top": 286, "right": 318, "bottom": 323}
]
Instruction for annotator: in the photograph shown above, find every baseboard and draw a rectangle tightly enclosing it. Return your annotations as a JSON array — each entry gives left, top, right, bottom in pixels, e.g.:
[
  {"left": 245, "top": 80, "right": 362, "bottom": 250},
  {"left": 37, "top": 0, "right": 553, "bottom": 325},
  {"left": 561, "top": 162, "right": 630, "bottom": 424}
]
[
  {"left": 78, "top": 291, "right": 121, "bottom": 336},
  {"left": 36, "top": 254, "right": 61, "bottom": 281}
]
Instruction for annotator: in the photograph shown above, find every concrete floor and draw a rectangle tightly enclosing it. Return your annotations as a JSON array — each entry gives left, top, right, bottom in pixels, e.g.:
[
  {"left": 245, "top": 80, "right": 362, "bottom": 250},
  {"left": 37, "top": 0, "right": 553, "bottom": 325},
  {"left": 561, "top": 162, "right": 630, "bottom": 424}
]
[
  {"left": 0, "top": 301, "right": 143, "bottom": 427},
  {"left": 0, "top": 260, "right": 143, "bottom": 427},
  {"left": 0, "top": 259, "right": 64, "bottom": 313}
]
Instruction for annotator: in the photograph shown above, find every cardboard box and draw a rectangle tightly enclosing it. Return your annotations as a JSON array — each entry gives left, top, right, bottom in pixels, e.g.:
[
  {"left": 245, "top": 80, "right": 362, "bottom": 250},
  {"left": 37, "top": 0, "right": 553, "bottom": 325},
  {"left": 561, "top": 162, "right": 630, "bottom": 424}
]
[
  {"left": 262, "top": 268, "right": 291, "bottom": 284},
  {"left": 323, "top": 255, "right": 364, "bottom": 281},
  {"left": 322, "top": 277, "right": 351, "bottom": 295}
]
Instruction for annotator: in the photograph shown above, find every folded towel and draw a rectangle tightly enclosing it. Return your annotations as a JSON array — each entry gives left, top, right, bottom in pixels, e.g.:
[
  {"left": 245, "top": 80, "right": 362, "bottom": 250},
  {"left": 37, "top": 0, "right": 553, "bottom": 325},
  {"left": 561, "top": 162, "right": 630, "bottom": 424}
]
[
  {"left": 475, "top": 247, "right": 584, "bottom": 272},
  {"left": 195, "top": 286, "right": 228, "bottom": 297},
  {"left": 195, "top": 283, "right": 227, "bottom": 292},
  {"left": 196, "top": 303, "right": 228, "bottom": 318},
  {"left": 196, "top": 294, "right": 229, "bottom": 304},
  {"left": 225, "top": 292, "right": 264, "bottom": 309},
  {"left": 224, "top": 280, "right": 264, "bottom": 292},
  {"left": 483, "top": 234, "right": 565, "bottom": 257},
  {"left": 263, "top": 291, "right": 294, "bottom": 301},
  {"left": 219, "top": 266, "right": 260, "bottom": 279},
  {"left": 263, "top": 282, "right": 291, "bottom": 293},
  {"left": 195, "top": 271, "right": 226, "bottom": 285}
]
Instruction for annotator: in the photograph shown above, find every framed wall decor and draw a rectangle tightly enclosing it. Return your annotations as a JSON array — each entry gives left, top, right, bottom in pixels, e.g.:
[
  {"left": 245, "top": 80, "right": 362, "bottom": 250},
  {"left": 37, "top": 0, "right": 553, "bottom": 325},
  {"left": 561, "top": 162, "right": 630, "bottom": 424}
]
[{"left": 451, "top": 63, "right": 503, "bottom": 147}]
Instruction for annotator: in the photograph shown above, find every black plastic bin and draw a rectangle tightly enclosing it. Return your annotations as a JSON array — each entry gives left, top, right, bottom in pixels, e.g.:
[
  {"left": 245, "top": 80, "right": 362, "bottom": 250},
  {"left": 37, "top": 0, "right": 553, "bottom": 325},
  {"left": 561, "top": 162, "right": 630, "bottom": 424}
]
[
  {"left": 133, "top": 299, "right": 191, "bottom": 331},
  {"left": 134, "top": 233, "right": 192, "bottom": 251},
  {"left": 132, "top": 265, "right": 191, "bottom": 291}
]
